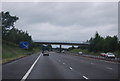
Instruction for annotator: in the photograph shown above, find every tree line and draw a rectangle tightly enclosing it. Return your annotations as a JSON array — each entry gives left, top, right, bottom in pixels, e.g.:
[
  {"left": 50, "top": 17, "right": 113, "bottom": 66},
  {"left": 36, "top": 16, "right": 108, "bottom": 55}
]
[
  {"left": 1, "top": 11, "right": 34, "bottom": 48},
  {"left": 88, "top": 32, "right": 119, "bottom": 53}
]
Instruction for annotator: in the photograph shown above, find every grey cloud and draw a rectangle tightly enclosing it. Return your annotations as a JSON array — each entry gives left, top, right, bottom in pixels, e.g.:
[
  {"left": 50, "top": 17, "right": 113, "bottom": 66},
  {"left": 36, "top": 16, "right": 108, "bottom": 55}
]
[
  {"left": 3, "top": 2, "right": 117, "bottom": 27},
  {"left": 2, "top": 2, "right": 118, "bottom": 41}
]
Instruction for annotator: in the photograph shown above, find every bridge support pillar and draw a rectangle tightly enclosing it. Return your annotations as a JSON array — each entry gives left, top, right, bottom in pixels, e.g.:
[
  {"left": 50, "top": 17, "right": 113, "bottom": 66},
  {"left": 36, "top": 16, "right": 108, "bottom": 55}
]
[{"left": 60, "top": 44, "right": 62, "bottom": 53}]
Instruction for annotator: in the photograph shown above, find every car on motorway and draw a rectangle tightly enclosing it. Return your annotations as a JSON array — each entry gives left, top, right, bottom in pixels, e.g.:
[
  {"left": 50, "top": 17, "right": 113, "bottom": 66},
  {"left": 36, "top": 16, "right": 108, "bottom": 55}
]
[
  {"left": 42, "top": 50, "right": 49, "bottom": 56},
  {"left": 100, "top": 53, "right": 106, "bottom": 57},
  {"left": 78, "top": 52, "right": 83, "bottom": 55},
  {"left": 56, "top": 51, "right": 60, "bottom": 53},
  {"left": 62, "top": 50, "right": 65, "bottom": 53},
  {"left": 105, "top": 52, "right": 115, "bottom": 58}
]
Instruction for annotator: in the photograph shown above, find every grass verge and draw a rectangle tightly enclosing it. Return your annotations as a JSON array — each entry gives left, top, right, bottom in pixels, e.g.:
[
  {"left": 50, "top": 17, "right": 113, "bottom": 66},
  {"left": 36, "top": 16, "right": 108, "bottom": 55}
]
[{"left": 2, "top": 41, "right": 40, "bottom": 63}]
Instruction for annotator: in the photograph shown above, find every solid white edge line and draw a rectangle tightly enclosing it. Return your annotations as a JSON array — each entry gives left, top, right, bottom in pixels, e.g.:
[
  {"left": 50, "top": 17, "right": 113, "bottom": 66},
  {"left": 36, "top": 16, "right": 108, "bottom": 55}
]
[
  {"left": 83, "top": 76, "right": 88, "bottom": 79},
  {"left": 20, "top": 54, "right": 42, "bottom": 81}
]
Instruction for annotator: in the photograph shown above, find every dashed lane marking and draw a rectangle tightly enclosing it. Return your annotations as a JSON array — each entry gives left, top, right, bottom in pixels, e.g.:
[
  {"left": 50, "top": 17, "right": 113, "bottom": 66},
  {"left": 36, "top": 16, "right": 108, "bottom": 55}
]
[
  {"left": 69, "top": 67, "right": 73, "bottom": 70},
  {"left": 59, "top": 60, "right": 61, "bottom": 62},
  {"left": 106, "top": 67, "right": 113, "bottom": 70},
  {"left": 91, "top": 63, "right": 94, "bottom": 64},
  {"left": 83, "top": 76, "right": 88, "bottom": 79}
]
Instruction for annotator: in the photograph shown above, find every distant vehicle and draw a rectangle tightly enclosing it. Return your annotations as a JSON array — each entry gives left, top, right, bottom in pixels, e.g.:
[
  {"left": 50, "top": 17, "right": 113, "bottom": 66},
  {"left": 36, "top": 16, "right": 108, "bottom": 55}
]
[
  {"left": 105, "top": 52, "right": 115, "bottom": 58},
  {"left": 78, "top": 52, "right": 83, "bottom": 55},
  {"left": 100, "top": 53, "right": 106, "bottom": 57},
  {"left": 62, "top": 50, "right": 65, "bottom": 53},
  {"left": 56, "top": 51, "right": 60, "bottom": 53},
  {"left": 43, "top": 50, "right": 49, "bottom": 56}
]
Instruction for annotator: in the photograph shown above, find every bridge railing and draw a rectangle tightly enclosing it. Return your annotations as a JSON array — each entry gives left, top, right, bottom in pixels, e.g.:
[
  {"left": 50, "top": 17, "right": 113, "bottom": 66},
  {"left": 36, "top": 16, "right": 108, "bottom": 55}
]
[{"left": 33, "top": 40, "right": 90, "bottom": 45}]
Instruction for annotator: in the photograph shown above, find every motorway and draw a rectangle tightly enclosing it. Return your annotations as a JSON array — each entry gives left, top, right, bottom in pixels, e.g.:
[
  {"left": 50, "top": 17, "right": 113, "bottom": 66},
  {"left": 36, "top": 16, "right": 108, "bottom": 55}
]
[{"left": 2, "top": 52, "right": 119, "bottom": 81}]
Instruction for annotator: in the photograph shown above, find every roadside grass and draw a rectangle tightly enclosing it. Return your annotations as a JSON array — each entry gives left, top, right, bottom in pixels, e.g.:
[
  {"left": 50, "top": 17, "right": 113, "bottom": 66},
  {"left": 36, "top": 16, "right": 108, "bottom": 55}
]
[
  {"left": 2, "top": 41, "right": 40, "bottom": 63},
  {"left": 32, "top": 47, "right": 41, "bottom": 54}
]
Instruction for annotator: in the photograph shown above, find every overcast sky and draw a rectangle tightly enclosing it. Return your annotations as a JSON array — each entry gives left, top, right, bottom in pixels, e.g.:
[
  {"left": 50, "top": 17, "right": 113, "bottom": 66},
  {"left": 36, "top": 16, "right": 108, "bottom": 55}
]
[{"left": 2, "top": 2, "right": 118, "bottom": 42}]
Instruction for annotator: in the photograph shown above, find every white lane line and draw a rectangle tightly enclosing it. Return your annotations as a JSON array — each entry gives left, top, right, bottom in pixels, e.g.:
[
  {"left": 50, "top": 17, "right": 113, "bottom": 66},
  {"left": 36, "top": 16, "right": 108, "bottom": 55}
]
[
  {"left": 59, "top": 60, "right": 61, "bottom": 62},
  {"left": 105, "top": 61, "right": 115, "bottom": 64},
  {"left": 105, "top": 61, "right": 109, "bottom": 63},
  {"left": 100, "top": 60, "right": 104, "bottom": 61},
  {"left": 63, "top": 63, "right": 66, "bottom": 65},
  {"left": 106, "top": 67, "right": 113, "bottom": 70},
  {"left": 83, "top": 76, "right": 88, "bottom": 79},
  {"left": 21, "top": 54, "right": 42, "bottom": 81},
  {"left": 69, "top": 67, "right": 73, "bottom": 70},
  {"left": 91, "top": 63, "right": 94, "bottom": 65}
]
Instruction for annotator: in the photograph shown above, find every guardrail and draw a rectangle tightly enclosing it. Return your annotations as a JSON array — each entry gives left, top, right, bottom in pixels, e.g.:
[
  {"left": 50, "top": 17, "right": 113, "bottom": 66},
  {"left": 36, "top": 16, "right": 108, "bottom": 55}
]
[
  {"left": 82, "top": 54, "right": 120, "bottom": 62},
  {"left": 66, "top": 52, "right": 120, "bottom": 63}
]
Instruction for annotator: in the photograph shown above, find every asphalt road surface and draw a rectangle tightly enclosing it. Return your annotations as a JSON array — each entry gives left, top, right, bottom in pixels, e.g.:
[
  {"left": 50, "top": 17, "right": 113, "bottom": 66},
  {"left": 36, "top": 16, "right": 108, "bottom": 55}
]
[{"left": 2, "top": 52, "right": 119, "bottom": 81}]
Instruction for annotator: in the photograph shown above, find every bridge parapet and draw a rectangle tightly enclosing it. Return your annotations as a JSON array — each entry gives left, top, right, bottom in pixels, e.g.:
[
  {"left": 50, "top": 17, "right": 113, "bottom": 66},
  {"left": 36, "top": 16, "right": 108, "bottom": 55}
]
[{"left": 33, "top": 40, "right": 90, "bottom": 46}]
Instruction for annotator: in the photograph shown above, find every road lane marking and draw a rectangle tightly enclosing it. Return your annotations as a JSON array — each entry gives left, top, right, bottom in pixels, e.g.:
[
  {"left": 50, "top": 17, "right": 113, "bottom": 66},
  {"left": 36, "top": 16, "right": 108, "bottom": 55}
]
[
  {"left": 59, "top": 60, "right": 61, "bottom": 62},
  {"left": 91, "top": 63, "right": 94, "bottom": 64},
  {"left": 63, "top": 63, "right": 66, "bottom": 65},
  {"left": 69, "top": 67, "right": 73, "bottom": 70},
  {"left": 106, "top": 67, "right": 113, "bottom": 70},
  {"left": 100, "top": 60, "right": 104, "bottom": 62},
  {"left": 105, "top": 61, "right": 109, "bottom": 63},
  {"left": 21, "top": 54, "right": 42, "bottom": 81},
  {"left": 83, "top": 76, "right": 88, "bottom": 79}
]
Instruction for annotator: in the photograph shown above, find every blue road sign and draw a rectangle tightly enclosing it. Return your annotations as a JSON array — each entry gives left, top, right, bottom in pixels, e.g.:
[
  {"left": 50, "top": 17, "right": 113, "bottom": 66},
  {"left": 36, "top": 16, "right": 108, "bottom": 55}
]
[{"left": 19, "top": 41, "right": 29, "bottom": 49}]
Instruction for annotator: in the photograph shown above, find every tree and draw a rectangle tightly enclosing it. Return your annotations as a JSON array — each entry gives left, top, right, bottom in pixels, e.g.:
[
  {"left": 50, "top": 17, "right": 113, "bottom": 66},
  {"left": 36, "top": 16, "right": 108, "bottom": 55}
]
[
  {"left": 1, "top": 11, "right": 33, "bottom": 49},
  {"left": 103, "top": 36, "right": 118, "bottom": 52},
  {"left": 118, "top": 41, "right": 120, "bottom": 51},
  {"left": 47, "top": 45, "right": 52, "bottom": 51},
  {"left": 89, "top": 32, "right": 104, "bottom": 52},
  {"left": 89, "top": 32, "right": 119, "bottom": 52},
  {"left": 1, "top": 11, "right": 19, "bottom": 40}
]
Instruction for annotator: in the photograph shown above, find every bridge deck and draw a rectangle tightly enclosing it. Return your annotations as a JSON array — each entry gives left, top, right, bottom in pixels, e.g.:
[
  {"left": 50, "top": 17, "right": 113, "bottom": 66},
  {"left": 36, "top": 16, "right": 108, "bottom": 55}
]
[{"left": 34, "top": 41, "right": 89, "bottom": 46}]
